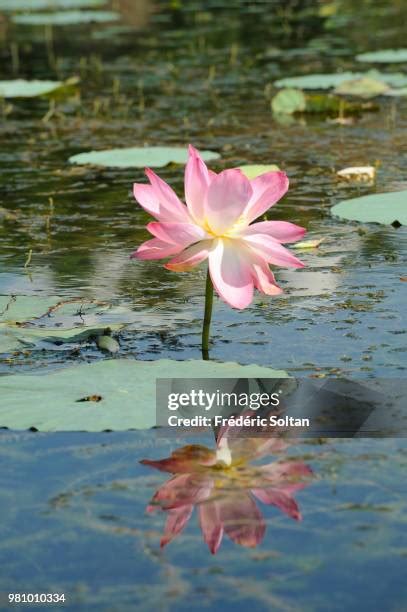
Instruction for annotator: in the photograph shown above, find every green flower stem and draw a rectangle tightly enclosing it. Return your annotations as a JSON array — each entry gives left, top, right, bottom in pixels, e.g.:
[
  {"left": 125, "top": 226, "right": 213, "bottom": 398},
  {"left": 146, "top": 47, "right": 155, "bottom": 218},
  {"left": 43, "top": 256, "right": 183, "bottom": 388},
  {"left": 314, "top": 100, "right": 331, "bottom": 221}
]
[{"left": 201, "top": 268, "right": 213, "bottom": 360}]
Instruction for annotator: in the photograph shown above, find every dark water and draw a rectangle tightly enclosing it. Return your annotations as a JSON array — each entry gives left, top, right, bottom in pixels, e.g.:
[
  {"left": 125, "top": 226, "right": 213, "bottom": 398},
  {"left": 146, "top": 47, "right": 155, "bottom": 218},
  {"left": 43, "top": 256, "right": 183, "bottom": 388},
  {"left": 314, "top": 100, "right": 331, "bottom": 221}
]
[{"left": 0, "top": 1, "right": 406, "bottom": 610}]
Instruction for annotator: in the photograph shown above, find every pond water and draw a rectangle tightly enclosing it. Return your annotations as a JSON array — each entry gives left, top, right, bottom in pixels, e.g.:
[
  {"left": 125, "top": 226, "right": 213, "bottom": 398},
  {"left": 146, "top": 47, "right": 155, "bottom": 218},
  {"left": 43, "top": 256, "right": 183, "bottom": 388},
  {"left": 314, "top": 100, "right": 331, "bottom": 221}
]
[{"left": 0, "top": 0, "right": 406, "bottom": 610}]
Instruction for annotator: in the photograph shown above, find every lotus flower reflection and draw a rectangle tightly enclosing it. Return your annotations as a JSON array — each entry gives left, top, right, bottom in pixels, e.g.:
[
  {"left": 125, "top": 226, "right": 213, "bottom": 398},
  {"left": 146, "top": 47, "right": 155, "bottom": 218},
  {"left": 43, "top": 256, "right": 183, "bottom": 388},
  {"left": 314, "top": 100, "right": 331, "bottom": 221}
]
[
  {"left": 132, "top": 145, "right": 306, "bottom": 310},
  {"left": 141, "top": 435, "right": 312, "bottom": 554}
]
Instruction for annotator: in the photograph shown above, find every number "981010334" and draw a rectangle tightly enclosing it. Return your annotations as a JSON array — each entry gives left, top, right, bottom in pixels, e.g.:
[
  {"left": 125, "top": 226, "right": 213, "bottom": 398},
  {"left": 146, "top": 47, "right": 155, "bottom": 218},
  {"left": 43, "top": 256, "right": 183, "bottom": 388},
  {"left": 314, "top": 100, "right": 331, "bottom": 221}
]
[{"left": 8, "top": 593, "right": 66, "bottom": 604}]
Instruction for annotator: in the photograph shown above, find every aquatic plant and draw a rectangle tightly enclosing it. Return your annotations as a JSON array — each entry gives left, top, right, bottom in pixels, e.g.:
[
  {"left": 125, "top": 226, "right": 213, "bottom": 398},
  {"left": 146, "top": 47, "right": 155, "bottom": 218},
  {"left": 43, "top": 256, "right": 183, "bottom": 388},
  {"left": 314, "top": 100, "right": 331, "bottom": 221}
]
[{"left": 132, "top": 146, "right": 305, "bottom": 356}]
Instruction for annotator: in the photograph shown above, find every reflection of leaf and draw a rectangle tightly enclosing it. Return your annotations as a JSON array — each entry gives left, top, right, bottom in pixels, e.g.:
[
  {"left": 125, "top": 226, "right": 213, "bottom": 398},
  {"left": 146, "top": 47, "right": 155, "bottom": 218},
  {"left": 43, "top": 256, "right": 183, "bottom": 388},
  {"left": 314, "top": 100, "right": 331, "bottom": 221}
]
[
  {"left": 239, "top": 164, "right": 280, "bottom": 179},
  {"left": 356, "top": 49, "right": 407, "bottom": 64},
  {"left": 0, "top": 0, "right": 106, "bottom": 8},
  {"left": 13, "top": 10, "right": 120, "bottom": 25},
  {"left": 0, "top": 360, "right": 288, "bottom": 431},
  {"left": 69, "top": 146, "right": 220, "bottom": 168},
  {"left": 331, "top": 190, "right": 407, "bottom": 225}
]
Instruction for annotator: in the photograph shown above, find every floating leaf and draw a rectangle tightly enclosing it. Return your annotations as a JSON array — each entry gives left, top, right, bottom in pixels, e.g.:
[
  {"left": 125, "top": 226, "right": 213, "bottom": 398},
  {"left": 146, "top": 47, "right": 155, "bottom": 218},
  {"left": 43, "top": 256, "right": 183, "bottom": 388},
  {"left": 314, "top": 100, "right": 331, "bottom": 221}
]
[
  {"left": 0, "top": 0, "right": 106, "bottom": 8},
  {"left": 96, "top": 334, "right": 120, "bottom": 354},
  {"left": 12, "top": 10, "right": 120, "bottom": 25},
  {"left": 331, "top": 190, "right": 407, "bottom": 225},
  {"left": 356, "top": 49, "right": 407, "bottom": 64},
  {"left": 0, "top": 359, "right": 288, "bottom": 431},
  {"left": 69, "top": 146, "right": 220, "bottom": 168},
  {"left": 239, "top": 164, "right": 280, "bottom": 179},
  {"left": 274, "top": 71, "right": 407, "bottom": 90},
  {"left": 0, "top": 79, "right": 65, "bottom": 98},
  {"left": 0, "top": 295, "right": 130, "bottom": 353},
  {"left": 293, "top": 239, "right": 325, "bottom": 249},
  {"left": 271, "top": 88, "right": 306, "bottom": 114},
  {"left": 383, "top": 87, "right": 407, "bottom": 98},
  {"left": 334, "top": 77, "right": 389, "bottom": 99},
  {"left": 272, "top": 90, "right": 374, "bottom": 116},
  {"left": 337, "top": 166, "right": 376, "bottom": 181}
]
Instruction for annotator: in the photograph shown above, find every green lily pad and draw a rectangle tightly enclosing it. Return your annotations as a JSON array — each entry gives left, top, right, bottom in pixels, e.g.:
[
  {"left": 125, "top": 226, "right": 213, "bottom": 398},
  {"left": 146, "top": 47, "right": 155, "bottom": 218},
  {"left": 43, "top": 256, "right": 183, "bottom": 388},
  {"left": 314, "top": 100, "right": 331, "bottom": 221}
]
[
  {"left": 0, "top": 0, "right": 106, "bottom": 9},
  {"left": 271, "top": 89, "right": 374, "bottom": 116},
  {"left": 0, "top": 295, "right": 130, "bottom": 353},
  {"left": 331, "top": 190, "right": 407, "bottom": 225},
  {"left": 334, "top": 77, "right": 389, "bottom": 99},
  {"left": 271, "top": 88, "right": 306, "bottom": 114},
  {"left": 0, "top": 359, "right": 288, "bottom": 431},
  {"left": 274, "top": 71, "right": 407, "bottom": 90},
  {"left": 384, "top": 87, "right": 407, "bottom": 97},
  {"left": 69, "top": 146, "right": 220, "bottom": 168},
  {"left": 356, "top": 49, "right": 407, "bottom": 63},
  {"left": 12, "top": 10, "right": 120, "bottom": 25},
  {"left": 0, "top": 79, "right": 65, "bottom": 98},
  {"left": 239, "top": 164, "right": 280, "bottom": 179}
]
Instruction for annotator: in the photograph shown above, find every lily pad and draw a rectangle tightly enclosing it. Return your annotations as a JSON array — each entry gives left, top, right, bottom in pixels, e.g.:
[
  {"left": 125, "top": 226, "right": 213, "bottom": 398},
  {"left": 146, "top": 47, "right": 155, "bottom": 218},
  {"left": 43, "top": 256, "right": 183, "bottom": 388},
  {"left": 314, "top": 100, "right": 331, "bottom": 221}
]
[
  {"left": 271, "top": 89, "right": 373, "bottom": 116},
  {"left": 239, "top": 164, "right": 280, "bottom": 179},
  {"left": 0, "top": 295, "right": 130, "bottom": 353},
  {"left": 69, "top": 146, "right": 220, "bottom": 168},
  {"left": 271, "top": 88, "right": 306, "bottom": 114},
  {"left": 384, "top": 87, "right": 407, "bottom": 98},
  {"left": 0, "top": 359, "right": 288, "bottom": 431},
  {"left": 334, "top": 77, "right": 389, "bottom": 99},
  {"left": 293, "top": 238, "right": 324, "bottom": 249},
  {"left": 0, "top": 79, "right": 65, "bottom": 98},
  {"left": 0, "top": 0, "right": 106, "bottom": 9},
  {"left": 12, "top": 10, "right": 120, "bottom": 25},
  {"left": 274, "top": 71, "right": 407, "bottom": 90},
  {"left": 331, "top": 190, "right": 407, "bottom": 225},
  {"left": 356, "top": 49, "right": 407, "bottom": 64}
]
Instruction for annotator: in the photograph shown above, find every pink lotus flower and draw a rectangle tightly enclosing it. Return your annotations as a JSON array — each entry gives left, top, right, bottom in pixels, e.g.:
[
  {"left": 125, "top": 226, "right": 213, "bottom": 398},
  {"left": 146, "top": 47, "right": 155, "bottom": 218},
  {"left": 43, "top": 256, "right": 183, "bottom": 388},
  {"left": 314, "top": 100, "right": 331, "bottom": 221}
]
[
  {"left": 132, "top": 146, "right": 305, "bottom": 309},
  {"left": 141, "top": 434, "right": 313, "bottom": 554}
]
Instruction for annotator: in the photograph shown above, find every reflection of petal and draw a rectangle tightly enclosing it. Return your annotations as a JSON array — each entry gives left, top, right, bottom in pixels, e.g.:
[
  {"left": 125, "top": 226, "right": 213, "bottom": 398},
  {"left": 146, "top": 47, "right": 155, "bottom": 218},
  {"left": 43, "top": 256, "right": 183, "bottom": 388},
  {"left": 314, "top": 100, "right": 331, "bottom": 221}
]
[
  {"left": 225, "top": 437, "right": 288, "bottom": 464},
  {"left": 260, "top": 461, "right": 313, "bottom": 486},
  {"left": 199, "top": 500, "right": 224, "bottom": 555},
  {"left": 150, "top": 473, "right": 213, "bottom": 510},
  {"left": 219, "top": 493, "right": 266, "bottom": 548},
  {"left": 141, "top": 438, "right": 313, "bottom": 553},
  {"left": 140, "top": 444, "right": 217, "bottom": 474},
  {"left": 251, "top": 488, "right": 301, "bottom": 521},
  {"left": 161, "top": 505, "right": 193, "bottom": 548}
]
